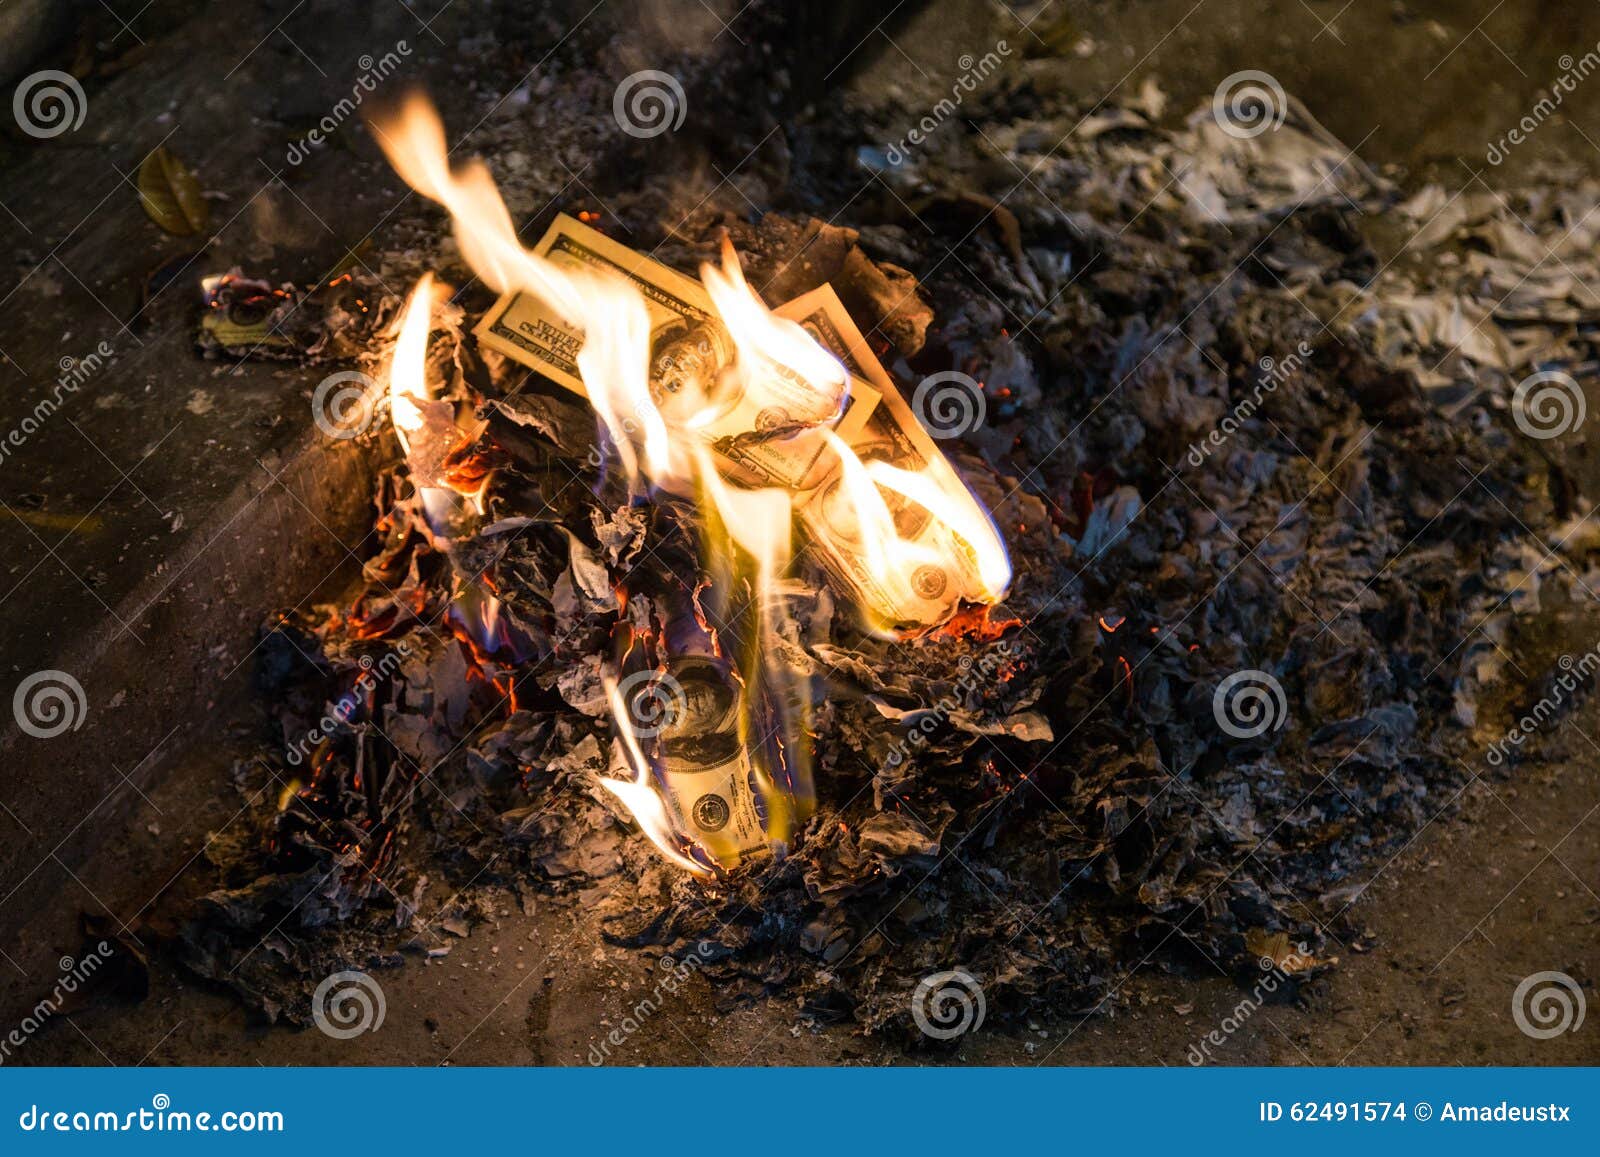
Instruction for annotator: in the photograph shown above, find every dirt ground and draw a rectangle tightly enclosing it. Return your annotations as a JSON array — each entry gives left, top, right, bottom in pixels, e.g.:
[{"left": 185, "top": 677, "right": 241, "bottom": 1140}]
[
  {"left": 2, "top": 0, "right": 1598, "bottom": 1066},
  {"left": 10, "top": 598, "right": 1597, "bottom": 1067}
]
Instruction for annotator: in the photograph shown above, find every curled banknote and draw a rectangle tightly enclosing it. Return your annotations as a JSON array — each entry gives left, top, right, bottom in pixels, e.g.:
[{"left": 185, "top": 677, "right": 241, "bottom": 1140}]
[
  {"left": 474, "top": 213, "right": 878, "bottom": 492},
  {"left": 784, "top": 288, "right": 988, "bottom": 631},
  {"left": 474, "top": 213, "right": 988, "bottom": 631},
  {"left": 608, "top": 654, "right": 769, "bottom": 867}
]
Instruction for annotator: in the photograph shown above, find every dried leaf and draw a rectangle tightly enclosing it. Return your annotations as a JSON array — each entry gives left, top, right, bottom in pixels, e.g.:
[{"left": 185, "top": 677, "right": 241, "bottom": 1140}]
[{"left": 138, "top": 146, "right": 208, "bottom": 236}]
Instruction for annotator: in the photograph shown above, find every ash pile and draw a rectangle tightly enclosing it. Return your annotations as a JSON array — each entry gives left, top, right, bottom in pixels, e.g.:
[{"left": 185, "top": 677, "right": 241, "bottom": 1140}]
[{"left": 162, "top": 70, "right": 1587, "bottom": 1039}]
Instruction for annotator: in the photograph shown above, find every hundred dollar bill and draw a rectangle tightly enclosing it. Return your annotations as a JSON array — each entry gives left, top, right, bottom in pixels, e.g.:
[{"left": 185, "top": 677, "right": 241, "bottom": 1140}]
[
  {"left": 474, "top": 213, "right": 879, "bottom": 492},
  {"left": 611, "top": 654, "right": 768, "bottom": 867},
  {"left": 790, "top": 294, "right": 990, "bottom": 630}
]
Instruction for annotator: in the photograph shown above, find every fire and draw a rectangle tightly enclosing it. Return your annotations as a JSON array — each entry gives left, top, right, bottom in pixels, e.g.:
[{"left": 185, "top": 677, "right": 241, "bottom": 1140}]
[
  {"left": 698, "top": 236, "right": 850, "bottom": 431},
  {"left": 865, "top": 457, "right": 1011, "bottom": 601},
  {"left": 386, "top": 274, "right": 532, "bottom": 664},
  {"left": 598, "top": 675, "right": 716, "bottom": 878},
  {"left": 373, "top": 95, "right": 670, "bottom": 484},
  {"left": 371, "top": 95, "right": 1012, "bottom": 876},
  {"left": 388, "top": 271, "right": 434, "bottom": 452}
]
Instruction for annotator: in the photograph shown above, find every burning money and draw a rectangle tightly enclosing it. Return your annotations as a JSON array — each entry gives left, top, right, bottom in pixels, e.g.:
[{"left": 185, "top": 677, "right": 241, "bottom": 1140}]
[
  {"left": 604, "top": 655, "right": 769, "bottom": 872},
  {"left": 372, "top": 95, "right": 1009, "bottom": 875},
  {"left": 475, "top": 213, "right": 1008, "bottom": 634},
  {"left": 475, "top": 213, "right": 880, "bottom": 491}
]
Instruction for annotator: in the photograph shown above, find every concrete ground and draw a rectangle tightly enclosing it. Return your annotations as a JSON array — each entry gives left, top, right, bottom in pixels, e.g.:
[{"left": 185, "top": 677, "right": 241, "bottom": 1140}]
[{"left": 1, "top": 0, "right": 1597, "bottom": 1066}]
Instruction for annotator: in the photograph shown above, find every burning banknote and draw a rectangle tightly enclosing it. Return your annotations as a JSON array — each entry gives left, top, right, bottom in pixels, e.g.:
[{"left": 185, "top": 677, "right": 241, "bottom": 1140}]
[
  {"left": 476, "top": 213, "right": 1005, "bottom": 633},
  {"left": 373, "top": 95, "right": 1008, "bottom": 876},
  {"left": 476, "top": 213, "right": 880, "bottom": 492}
]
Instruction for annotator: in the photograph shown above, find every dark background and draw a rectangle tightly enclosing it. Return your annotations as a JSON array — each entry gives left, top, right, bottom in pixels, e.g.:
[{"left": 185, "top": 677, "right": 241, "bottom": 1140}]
[{"left": 0, "top": 0, "right": 1596, "bottom": 1065}]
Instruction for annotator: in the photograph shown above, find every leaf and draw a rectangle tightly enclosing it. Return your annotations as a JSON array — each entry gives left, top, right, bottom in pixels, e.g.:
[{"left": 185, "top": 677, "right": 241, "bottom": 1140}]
[{"left": 137, "top": 146, "right": 209, "bottom": 236}]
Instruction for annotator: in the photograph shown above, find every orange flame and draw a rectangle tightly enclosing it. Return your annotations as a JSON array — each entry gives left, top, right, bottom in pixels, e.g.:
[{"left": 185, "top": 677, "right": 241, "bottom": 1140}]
[
  {"left": 388, "top": 272, "right": 435, "bottom": 453},
  {"left": 371, "top": 95, "right": 1012, "bottom": 874},
  {"left": 599, "top": 676, "right": 716, "bottom": 877},
  {"left": 373, "top": 96, "right": 669, "bottom": 483},
  {"left": 697, "top": 236, "right": 849, "bottom": 431}
]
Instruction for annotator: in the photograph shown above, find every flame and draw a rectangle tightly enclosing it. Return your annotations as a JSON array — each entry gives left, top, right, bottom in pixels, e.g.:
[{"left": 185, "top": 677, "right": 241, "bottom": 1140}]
[
  {"left": 822, "top": 429, "right": 942, "bottom": 623},
  {"left": 599, "top": 676, "right": 716, "bottom": 877},
  {"left": 388, "top": 272, "right": 435, "bottom": 453},
  {"left": 693, "top": 443, "right": 790, "bottom": 578},
  {"left": 864, "top": 457, "right": 1011, "bottom": 600},
  {"left": 371, "top": 94, "right": 1012, "bottom": 875},
  {"left": 386, "top": 274, "right": 531, "bottom": 662},
  {"left": 373, "top": 96, "right": 669, "bottom": 483},
  {"left": 697, "top": 236, "right": 849, "bottom": 429}
]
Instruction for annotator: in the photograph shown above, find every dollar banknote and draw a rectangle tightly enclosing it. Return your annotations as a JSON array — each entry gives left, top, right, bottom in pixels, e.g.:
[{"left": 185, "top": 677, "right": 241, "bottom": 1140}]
[
  {"left": 786, "top": 291, "right": 989, "bottom": 630},
  {"left": 474, "top": 213, "right": 879, "bottom": 492},
  {"left": 610, "top": 654, "right": 769, "bottom": 866},
  {"left": 474, "top": 213, "right": 989, "bottom": 630}
]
